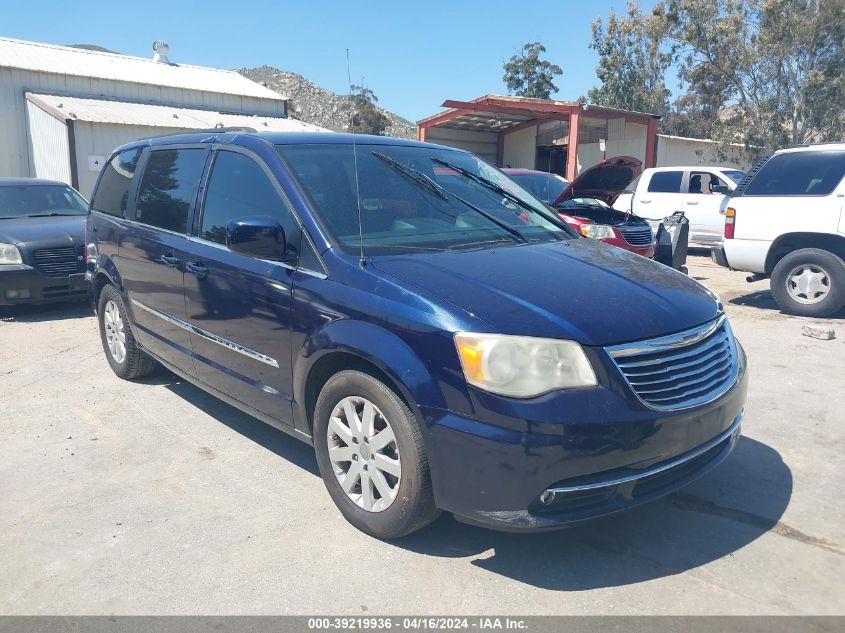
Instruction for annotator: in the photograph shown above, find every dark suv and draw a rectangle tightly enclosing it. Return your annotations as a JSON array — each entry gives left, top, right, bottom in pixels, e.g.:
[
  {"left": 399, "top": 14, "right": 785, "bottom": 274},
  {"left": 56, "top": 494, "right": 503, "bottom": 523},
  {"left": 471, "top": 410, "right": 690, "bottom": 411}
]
[{"left": 86, "top": 130, "right": 747, "bottom": 538}]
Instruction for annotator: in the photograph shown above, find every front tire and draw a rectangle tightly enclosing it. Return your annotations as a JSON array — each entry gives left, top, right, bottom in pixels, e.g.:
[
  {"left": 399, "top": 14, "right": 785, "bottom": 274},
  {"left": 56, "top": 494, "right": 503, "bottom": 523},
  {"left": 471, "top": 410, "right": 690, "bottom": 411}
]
[
  {"left": 770, "top": 248, "right": 845, "bottom": 317},
  {"left": 97, "top": 284, "right": 157, "bottom": 379},
  {"left": 313, "top": 370, "right": 440, "bottom": 538}
]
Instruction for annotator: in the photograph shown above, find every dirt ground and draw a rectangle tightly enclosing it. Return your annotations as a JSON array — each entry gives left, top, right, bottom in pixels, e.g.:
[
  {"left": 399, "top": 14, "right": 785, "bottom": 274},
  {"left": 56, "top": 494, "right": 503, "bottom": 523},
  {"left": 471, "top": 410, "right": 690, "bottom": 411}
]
[{"left": 0, "top": 252, "right": 843, "bottom": 615}]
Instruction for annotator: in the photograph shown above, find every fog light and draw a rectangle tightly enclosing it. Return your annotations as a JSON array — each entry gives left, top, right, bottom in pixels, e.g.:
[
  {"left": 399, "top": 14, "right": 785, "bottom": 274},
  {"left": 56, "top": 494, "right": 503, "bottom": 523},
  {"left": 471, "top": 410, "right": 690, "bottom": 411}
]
[
  {"left": 539, "top": 490, "right": 555, "bottom": 505},
  {"left": 5, "top": 289, "right": 31, "bottom": 299}
]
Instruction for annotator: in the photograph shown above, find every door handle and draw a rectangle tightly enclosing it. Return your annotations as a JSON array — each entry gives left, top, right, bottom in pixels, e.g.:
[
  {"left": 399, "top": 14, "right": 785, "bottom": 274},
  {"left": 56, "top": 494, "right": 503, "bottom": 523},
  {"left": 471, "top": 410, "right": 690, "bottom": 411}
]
[
  {"left": 686, "top": 201, "right": 699, "bottom": 205},
  {"left": 640, "top": 199, "right": 651, "bottom": 203},
  {"left": 159, "top": 254, "right": 179, "bottom": 268},
  {"left": 185, "top": 261, "right": 209, "bottom": 279}
]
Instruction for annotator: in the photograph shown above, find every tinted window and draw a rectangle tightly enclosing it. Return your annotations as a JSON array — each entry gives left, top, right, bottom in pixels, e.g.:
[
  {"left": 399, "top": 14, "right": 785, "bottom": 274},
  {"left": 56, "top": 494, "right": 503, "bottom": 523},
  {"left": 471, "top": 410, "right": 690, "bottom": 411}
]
[
  {"left": 647, "top": 171, "right": 683, "bottom": 193},
  {"left": 744, "top": 151, "right": 845, "bottom": 197},
  {"left": 91, "top": 148, "right": 142, "bottom": 217},
  {"left": 135, "top": 149, "right": 206, "bottom": 233},
  {"left": 200, "top": 151, "right": 296, "bottom": 245}
]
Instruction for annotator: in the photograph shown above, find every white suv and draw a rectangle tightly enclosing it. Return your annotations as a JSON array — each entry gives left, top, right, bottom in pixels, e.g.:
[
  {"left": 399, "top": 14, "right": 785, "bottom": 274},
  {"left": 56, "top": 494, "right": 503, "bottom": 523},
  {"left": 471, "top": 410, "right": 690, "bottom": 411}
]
[
  {"left": 711, "top": 143, "right": 845, "bottom": 317},
  {"left": 614, "top": 166, "right": 746, "bottom": 246}
]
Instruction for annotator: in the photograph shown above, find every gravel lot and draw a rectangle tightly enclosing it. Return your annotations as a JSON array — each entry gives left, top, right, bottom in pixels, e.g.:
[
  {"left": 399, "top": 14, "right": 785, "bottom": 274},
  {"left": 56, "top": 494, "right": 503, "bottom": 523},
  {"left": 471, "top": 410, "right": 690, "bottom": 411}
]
[{"left": 1, "top": 253, "right": 843, "bottom": 615}]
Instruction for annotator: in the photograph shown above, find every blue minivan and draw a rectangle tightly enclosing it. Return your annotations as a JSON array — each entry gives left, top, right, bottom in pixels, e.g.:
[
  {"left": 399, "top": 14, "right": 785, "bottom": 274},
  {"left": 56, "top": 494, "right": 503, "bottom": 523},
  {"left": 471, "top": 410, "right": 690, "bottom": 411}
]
[{"left": 85, "top": 130, "right": 747, "bottom": 538}]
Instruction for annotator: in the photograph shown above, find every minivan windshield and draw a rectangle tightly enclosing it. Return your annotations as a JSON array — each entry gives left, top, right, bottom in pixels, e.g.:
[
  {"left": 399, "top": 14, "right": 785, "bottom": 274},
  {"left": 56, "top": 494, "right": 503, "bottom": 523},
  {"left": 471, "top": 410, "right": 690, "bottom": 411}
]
[
  {"left": 0, "top": 184, "right": 88, "bottom": 219},
  {"left": 276, "top": 143, "right": 571, "bottom": 255}
]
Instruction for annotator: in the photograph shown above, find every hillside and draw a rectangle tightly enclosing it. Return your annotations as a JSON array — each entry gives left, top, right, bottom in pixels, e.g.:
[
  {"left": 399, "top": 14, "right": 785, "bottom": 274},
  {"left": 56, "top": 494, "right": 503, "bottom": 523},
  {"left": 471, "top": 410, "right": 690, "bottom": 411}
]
[{"left": 238, "top": 66, "right": 416, "bottom": 139}]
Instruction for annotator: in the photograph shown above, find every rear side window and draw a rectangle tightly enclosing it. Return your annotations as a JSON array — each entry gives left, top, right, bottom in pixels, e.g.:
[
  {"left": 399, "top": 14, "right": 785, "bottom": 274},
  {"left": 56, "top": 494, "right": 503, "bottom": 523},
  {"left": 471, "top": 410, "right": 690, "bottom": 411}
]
[
  {"left": 647, "top": 171, "right": 683, "bottom": 193},
  {"left": 200, "top": 151, "right": 297, "bottom": 246},
  {"left": 743, "top": 151, "right": 845, "bottom": 197},
  {"left": 135, "top": 149, "right": 206, "bottom": 233},
  {"left": 91, "top": 148, "right": 143, "bottom": 217}
]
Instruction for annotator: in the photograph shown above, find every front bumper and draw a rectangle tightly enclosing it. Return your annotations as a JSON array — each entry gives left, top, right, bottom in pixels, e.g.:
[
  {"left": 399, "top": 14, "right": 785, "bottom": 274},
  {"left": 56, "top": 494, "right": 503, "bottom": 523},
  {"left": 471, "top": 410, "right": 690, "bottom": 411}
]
[
  {"left": 0, "top": 265, "right": 87, "bottom": 305},
  {"left": 422, "top": 344, "right": 748, "bottom": 531},
  {"left": 601, "top": 236, "right": 655, "bottom": 259}
]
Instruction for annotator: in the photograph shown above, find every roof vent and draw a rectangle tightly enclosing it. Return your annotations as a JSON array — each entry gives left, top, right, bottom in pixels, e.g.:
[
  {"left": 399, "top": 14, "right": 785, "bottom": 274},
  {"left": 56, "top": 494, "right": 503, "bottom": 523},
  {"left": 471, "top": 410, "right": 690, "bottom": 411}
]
[{"left": 152, "top": 40, "right": 170, "bottom": 64}]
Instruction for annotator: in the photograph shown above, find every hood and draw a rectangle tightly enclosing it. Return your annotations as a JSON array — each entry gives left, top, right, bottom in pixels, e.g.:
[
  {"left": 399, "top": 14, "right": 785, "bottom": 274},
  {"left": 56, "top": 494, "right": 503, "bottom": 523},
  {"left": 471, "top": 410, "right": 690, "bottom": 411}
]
[
  {"left": 0, "top": 215, "right": 86, "bottom": 246},
  {"left": 371, "top": 240, "right": 719, "bottom": 347},
  {"left": 553, "top": 156, "right": 642, "bottom": 207}
]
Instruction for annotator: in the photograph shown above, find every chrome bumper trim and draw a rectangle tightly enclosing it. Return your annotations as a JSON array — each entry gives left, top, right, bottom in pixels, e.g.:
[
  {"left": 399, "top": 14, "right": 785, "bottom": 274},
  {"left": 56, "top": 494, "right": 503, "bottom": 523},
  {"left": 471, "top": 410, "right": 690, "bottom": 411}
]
[{"left": 545, "top": 410, "right": 743, "bottom": 495}]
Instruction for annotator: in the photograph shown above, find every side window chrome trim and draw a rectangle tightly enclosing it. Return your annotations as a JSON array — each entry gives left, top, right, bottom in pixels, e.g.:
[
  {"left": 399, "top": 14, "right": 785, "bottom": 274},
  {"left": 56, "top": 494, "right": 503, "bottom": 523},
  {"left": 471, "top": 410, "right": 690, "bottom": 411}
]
[
  {"left": 185, "top": 235, "right": 328, "bottom": 279},
  {"left": 130, "top": 298, "right": 280, "bottom": 368}
]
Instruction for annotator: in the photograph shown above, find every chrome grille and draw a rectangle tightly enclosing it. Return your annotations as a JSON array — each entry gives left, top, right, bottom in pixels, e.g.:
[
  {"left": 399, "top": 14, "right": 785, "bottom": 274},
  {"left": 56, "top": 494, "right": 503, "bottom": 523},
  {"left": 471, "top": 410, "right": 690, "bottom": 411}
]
[
  {"left": 606, "top": 316, "right": 737, "bottom": 411},
  {"left": 32, "top": 246, "right": 81, "bottom": 276},
  {"left": 617, "top": 224, "right": 654, "bottom": 246}
]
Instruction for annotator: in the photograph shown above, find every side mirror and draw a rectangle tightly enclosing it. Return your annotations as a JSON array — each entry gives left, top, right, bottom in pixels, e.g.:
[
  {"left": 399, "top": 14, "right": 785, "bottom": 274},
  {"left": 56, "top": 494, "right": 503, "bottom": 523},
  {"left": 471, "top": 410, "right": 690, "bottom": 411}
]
[
  {"left": 710, "top": 184, "right": 729, "bottom": 194},
  {"left": 226, "top": 215, "right": 288, "bottom": 261}
]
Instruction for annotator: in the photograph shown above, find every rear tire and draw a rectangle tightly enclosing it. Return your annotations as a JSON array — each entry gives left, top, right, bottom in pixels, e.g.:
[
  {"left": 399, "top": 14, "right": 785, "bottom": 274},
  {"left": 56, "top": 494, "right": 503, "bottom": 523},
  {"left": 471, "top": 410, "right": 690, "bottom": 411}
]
[
  {"left": 770, "top": 248, "right": 845, "bottom": 317},
  {"left": 313, "top": 370, "right": 440, "bottom": 538},
  {"left": 97, "top": 284, "right": 157, "bottom": 379}
]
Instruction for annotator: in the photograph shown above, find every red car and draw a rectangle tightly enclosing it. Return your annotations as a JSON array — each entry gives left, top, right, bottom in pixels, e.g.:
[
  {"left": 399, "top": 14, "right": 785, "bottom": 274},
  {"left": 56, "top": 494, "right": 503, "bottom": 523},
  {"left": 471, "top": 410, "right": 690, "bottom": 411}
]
[{"left": 504, "top": 157, "right": 655, "bottom": 258}]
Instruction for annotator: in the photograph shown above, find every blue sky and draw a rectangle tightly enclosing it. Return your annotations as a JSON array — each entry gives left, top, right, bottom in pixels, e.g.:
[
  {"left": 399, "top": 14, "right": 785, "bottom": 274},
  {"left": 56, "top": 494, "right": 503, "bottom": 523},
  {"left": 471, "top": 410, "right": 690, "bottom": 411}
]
[{"left": 2, "top": 0, "right": 653, "bottom": 122}]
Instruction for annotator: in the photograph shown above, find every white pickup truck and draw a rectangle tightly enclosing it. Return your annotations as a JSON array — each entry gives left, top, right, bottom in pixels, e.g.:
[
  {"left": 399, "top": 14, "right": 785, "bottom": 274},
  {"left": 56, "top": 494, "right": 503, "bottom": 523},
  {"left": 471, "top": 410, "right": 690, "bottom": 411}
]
[
  {"left": 711, "top": 143, "right": 845, "bottom": 317},
  {"left": 614, "top": 166, "right": 746, "bottom": 245}
]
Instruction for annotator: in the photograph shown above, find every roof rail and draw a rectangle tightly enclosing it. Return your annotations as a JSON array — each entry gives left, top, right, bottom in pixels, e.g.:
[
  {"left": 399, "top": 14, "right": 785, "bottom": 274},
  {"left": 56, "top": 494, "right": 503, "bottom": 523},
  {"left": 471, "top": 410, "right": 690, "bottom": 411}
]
[{"left": 143, "top": 126, "right": 258, "bottom": 140}]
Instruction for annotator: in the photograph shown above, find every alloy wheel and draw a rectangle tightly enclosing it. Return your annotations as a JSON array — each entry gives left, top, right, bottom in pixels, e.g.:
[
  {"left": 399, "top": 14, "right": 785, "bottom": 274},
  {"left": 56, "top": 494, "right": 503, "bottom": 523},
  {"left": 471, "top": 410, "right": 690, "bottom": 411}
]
[
  {"left": 327, "top": 396, "right": 401, "bottom": 512},
  {"left": 786, "top": 264, "right": 831, "bottom": 304},
  {"left": 103, "top": 299, "right": 127, "bottom": 363}
]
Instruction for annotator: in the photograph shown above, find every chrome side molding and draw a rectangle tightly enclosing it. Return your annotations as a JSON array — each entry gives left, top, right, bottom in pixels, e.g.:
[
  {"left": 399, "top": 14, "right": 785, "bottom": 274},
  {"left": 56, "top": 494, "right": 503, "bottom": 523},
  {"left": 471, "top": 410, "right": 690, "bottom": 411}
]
[{"left": 129, "top": 298, "right": 280, "bottom": 368}]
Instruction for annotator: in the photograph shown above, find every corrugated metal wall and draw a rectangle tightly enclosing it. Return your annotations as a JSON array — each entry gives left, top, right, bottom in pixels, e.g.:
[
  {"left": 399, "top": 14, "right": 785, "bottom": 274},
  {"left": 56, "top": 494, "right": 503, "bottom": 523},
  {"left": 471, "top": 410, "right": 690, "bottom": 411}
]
[
  {"left": 25, "top": 100, "right": 71, "bottom": 184},
  {"left": 577, "top": 121, "right": 648, "bottom": 174},
  {"left": 0, "top": 66, "right": 286, "bottom": 180},
  {"left": 502, "top": 126, "right": 536, "bottom": 168},
  {"left": 656, "top": 135, "right": 749, "bottom": 169},
  {"left": 72, "top": 122, "right": 184, "bottom": 196},
  {"left": 425, "top": 127, "right": 498, "bottom": 164}
]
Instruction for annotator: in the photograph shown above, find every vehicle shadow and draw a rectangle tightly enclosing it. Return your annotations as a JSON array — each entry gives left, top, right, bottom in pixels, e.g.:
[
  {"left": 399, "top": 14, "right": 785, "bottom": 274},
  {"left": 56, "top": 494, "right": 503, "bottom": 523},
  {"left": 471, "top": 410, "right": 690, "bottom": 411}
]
[
  {"left": 393, "top": 436, "right": 794, "bottom": 591},
  {"left": 728, "top": 289, "right": 845, "bottom": 320},
  {"left": 155, "top": 370, "right": 320, "bottom": 476},
  {"left": 138, "top": 368, "right": 795, "bottom": 591},
  {"left": 0, "top": 301, "right": 91, "bottom": 323}
]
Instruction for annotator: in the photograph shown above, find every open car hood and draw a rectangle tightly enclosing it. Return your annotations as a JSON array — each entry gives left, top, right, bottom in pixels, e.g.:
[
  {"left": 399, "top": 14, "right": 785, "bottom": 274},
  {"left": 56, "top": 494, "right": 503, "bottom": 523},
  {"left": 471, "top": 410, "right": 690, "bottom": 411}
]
[{"left": 552, "top": 156, "right": 642, "bottom": 207}]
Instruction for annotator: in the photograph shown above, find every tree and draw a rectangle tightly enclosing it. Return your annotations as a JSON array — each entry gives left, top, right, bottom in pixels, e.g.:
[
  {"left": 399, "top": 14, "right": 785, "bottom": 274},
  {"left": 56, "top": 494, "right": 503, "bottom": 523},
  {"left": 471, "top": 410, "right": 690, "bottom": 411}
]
[
  {"left": 348, "top": 84, "right": 389, "bottom": 136},
  {"left": 657, "top": 0, "right": 845, "bottom": 150},
  {"left": 587, "top": 3, "right": 672, "bottom": 117},
  {"left": 586, "top": 0, "right": 844, "bottom": 155},
  {"left": 502, "top": 42, "right": 563, "bottom": 99}
]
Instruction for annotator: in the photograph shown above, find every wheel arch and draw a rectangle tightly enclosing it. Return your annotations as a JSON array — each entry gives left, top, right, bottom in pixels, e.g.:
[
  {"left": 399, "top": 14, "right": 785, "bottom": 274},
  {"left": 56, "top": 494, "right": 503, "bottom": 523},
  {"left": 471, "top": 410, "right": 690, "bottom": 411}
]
[
  {"left": 765, "top": 233, "right": 845, "bottom": 273},
  {"left": 293, "top": 320, "right": 446, "bottom": 435}
]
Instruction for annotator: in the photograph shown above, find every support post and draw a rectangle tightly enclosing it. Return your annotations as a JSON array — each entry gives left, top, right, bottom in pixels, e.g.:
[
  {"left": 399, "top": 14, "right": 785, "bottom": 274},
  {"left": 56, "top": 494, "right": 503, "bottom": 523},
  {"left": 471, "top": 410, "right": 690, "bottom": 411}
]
[
  {"left": 645, "top": 118, "right": 657, "bottom": 168},
  {"left": 565, "top": 110, "right": 580, "bottom": 180}
]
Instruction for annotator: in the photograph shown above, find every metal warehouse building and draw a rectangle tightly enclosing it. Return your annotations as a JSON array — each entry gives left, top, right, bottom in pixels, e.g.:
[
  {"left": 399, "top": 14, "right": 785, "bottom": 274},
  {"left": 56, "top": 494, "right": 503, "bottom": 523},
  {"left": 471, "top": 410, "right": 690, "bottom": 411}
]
[{"left": 0, "top": 37, "right": 323, "bottom": 197}]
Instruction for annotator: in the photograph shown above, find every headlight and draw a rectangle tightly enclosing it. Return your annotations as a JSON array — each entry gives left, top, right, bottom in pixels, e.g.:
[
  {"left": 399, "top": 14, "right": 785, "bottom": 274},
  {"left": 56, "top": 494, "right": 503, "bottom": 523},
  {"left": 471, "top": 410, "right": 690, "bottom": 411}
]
[
  {"left": 0, "top": 243, "right": 22, "bottom": 265},
  {"left": 579, "top": 224, "right": 617, "bottom": 240},
  {"left": 454, "top": 332, "right": 597, "bottom": 398}
]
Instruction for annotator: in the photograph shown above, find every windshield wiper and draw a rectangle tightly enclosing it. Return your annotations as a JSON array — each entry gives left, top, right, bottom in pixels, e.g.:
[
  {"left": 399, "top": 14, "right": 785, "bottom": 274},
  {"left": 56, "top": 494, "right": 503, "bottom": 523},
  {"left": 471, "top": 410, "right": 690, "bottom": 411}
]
[
  {"left": 26, "top": 212, "right": 82, "bottom": 217},
  {"left": 431, "top": 157, "right": 570, "bottom": 235},
  {"left": 372, "top": 151, "right": 526, "bottom": 243}
]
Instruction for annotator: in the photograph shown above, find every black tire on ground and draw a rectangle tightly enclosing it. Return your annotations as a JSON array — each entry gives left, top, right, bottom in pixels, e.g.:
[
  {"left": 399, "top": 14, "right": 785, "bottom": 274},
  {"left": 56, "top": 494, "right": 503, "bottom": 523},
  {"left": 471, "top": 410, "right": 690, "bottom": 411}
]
[
  {"left": 97, "top": 284, "right": 157, "bottom": 379},
  {"left": 313, "top": 370, "right": 440, "bottom": 539},
  {"left": 770, "top": 248, "right": 845, "bottom": 318}
]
